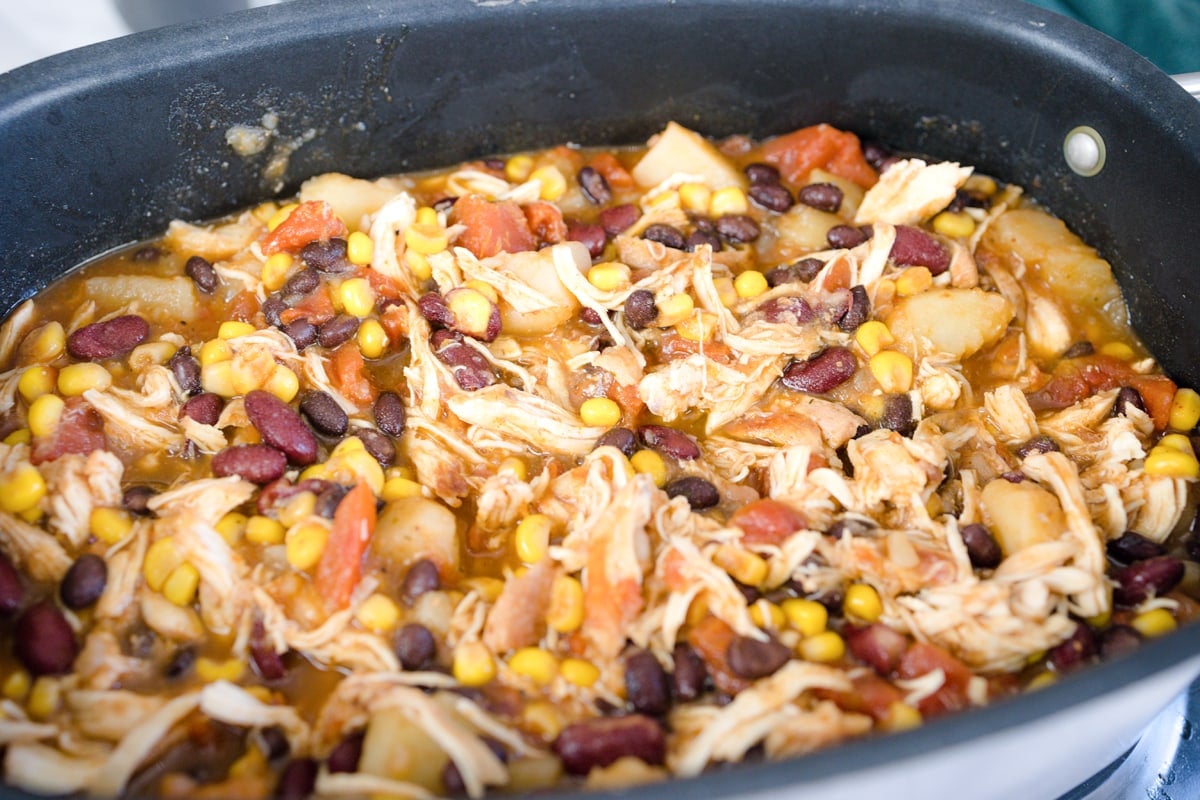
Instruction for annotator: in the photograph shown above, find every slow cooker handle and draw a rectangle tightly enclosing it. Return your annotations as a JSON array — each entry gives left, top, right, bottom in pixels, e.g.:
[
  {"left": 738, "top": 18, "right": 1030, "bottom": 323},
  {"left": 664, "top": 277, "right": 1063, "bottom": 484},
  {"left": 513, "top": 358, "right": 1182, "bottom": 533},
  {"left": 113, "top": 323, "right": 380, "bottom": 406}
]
[{"left": 1173, "top": 72, "right": 1200, "bottom": 100}]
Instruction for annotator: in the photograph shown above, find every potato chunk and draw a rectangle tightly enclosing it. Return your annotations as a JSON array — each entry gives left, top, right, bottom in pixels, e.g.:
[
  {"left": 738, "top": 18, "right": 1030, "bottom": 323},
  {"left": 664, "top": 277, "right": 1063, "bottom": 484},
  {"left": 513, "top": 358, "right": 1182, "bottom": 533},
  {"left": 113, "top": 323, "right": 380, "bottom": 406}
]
[
  {"left": 886, "top": 288, "right": 1013, "bottom": 360},
  {"left": 631, "top": 122, "right": 746, "bottom": 190},
  {"left": 491, "top": 243, "right": 584, "bottom": 336},
  {"left": 370, "top": 496, "right": 459, "bottom": 578},
  {"left": 299, "top": 172, "right": 407, "bottom": 232},
  {"left": 83, "top": 275, "right": 199, "bottom": 323},
  {"left": 980, "top": 478, "right": 1066, "bottom": 557},
  {"left": 359, "top": 707, "right": 448, "bottom": 791}
]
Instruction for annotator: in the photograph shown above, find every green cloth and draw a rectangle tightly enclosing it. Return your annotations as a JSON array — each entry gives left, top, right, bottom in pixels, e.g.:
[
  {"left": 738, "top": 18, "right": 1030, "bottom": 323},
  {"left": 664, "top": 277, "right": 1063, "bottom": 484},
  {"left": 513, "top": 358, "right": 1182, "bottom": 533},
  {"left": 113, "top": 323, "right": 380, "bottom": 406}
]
[{"left": 1023, "top": 0, "right": 1200, "bottom": 73}]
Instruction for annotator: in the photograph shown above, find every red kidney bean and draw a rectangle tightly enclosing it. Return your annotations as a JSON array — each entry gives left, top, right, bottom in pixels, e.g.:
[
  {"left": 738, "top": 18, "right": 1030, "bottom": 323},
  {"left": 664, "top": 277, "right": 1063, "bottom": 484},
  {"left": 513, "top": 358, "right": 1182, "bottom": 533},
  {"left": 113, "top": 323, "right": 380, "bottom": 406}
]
[
  {"left": 643, "top": 223, "right": 686, "bottom": 250},
  {"left": 625, "top": 649, "right": 671, "bottom": 716},
  {"left": 599, "top": 203, "right": 640, "bottom": 236},
  {"left": 1106, "top": 531, "right": 1165, "bottom": 565},
  {"left": 169, "top": 346, "right": 202, "bottom": 395},
  {"left": 1062, "top": 340, "right": 1095, "bottom": 359},
  {"left": 1113, "top": 386, "right": 1148, "bottom": 418},
  {"left": 373, "top": 391, "right": 406, "bottom": 437},
  {"left": 401, "top": 558, "right": 441, "bottom": 603},
  {"left": 283, "top": 267, "right": 320, "bottom": 297},
  {"left": 749, "top": 182, "right": 794, "bottom": 213},
  {"left": 960, "top": 523, "right": 1002, "bottom": 569},
  {"left": 442, "top": 738, "right": 507, "bottom": 796},
  {"left": 433, "top": 331, "right": 495, "bottom": 391},
  {"left": 1048, "top": 621, "right": 1097, "bottom": 673},
  {"left": 14, "top": 601, "right": 77, "bottom": 676},
  {"left": 880, "top": 393, "right": 915, "bottom": 437},
  {"left": 1000, "top": 470, "right": 1027, "bottom": 483},
  {"left": 837, "top": 285, "right": 870, "bottom": 332},
  {"left": 418, "top": 292, "right": 454, "bottom": 329},
  {"left": 638, "top": 425, "right": 701, "bottom": 460},
  {"left": 726, "top": 634, "right": 791, "bottom": 680},
  {"left": 797, "top": 183, "right": 844, "bottom": 213},
  {"left": 1015, "top": 435, "right": 1060, "bottom": 458},
  {"left": 554, "top": 715, "right": 666, "bottom": 774},
  {"left": 671, "top": 643, "right": 708, "bottom": 702},
  {"left": 665, "top": 476, "right": 719, "bottom": 509},
  {"left": 184, "top": 255, "right": 218, "bottom": 294},
  {"left": 744, "top": 162, "right": 781, "bottom": 185},
  {"left": 890, "top": 225, "right": 949, "bottom": 275},
  {"left": 686, "top": 228, "right": 723, "bottom": 252},
  {"left": 567, "top": 221, "right": 607, "bottom": 259},
  {"left": 354, "top": 429, "right": 395, "bottom": 467},
  {"left": 317, "top": 315, "right": 360, "bottom": 349},
  {"left": 122, "top": 485, "right": 156, "bottom": 515},
  {"left": 282, "top": 318, "right": 317, "bottom": 349},
  {"left": 212, "top": 444, "right": 289, "bottom": 484},
  {"left": 244, "top": 390, "right": 318, "bottom": 466},
  {"left": 251, "top": 640, "right": 287, "bottom": 682},
  {"left": 595, "top": 427, "right": 638, "bottom": 458},
  {"left": 301, "top": 238, "right": 352, "bottom": 273},
  {"left": 780, "top": 346, "right": 857, "bottom": 394},
  {"left": 1099, "top": 624, "right": 1143, "bottom": 659},
  {"left": 846, "top": 623, "right": 909, "bottom": 675},
  {"left": 181, "top": 392, "right": 224, "bottom": 426},
  {"left": 67, "top": 314, "right": 149, "bottom": 360},
  {"left": 0, "top": 553, "right": 23, "bottom": 616},
  {"left": 394, "top": 623, "right": 437, "bottom": 670},
  {"left": 827, "top": 224, "right": 871, "bottom": 249},
  {"left": 1113, "top": 556, "right": 1184, "bottom": 606},
  {"left": 577, "top": 166, "right": 612, "bottom": 205},
  {"left": 623, "top": 289, "right": 658, "bottom": 329},
  {"left": 60, "top": 553, "right": 107, "bottom": 610},
  {"left": 715, "top": 214, "right": 760, "bottom": 244},
  {"left": 133, "top": 245, "right": 163, "bottom": 262},
  {"left": 327, "top": 731, "right": 364, "bottom": 774},
  {"left": 275, "top": 758, "right": 318, "bottom": 800},
  {"left": 299, "top": 391, "right": 348, "bottom": 437}
]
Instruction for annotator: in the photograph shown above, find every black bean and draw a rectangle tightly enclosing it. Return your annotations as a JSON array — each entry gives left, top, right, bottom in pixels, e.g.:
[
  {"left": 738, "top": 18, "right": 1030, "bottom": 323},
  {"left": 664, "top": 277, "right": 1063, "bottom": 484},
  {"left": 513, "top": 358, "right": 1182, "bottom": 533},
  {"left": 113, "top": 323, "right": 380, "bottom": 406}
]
[
  {"left": 638, "top": 425, "right": 701, "bottom": 460},
  {"left": 748, "top": 183, "right": 793, "bottom": 213},
  {"left": 577, "top": 166, "right": 612, "bottom": 205},
  {"left": 122, "top": 485, "right": 157, "bottom": 516},
  {"left": 595, "top": 427, "right": 638, "bottom": 458},
  {"left": 599, "top": 204, "right": 640, "bottom": 236},
  {"left": 132, "top": 246, "right": 162, "bottom": 262},
  {"left": 960, "top": 523, "right": 1003, "bottom": 569},
  {"left": 317, "top": 315, "right": 360, "bottom": 349},
  {"left": 355, "top": 428, "right": 396, "bottom": 467},
  {"left": 948, "top": 188, "right": 991, "bottom": 212},
  {"left": 780, "top": 346, "right": 857, "bottom": 394},
  {"left": 1106, "top": 531, "right": 1165, "bottom": 565},
  {"left": 665, "top": 476, "right": 719, "bottom": 509},
  {"left": 1048, "top": 621, "right": 1097, "bottom": 673},
  {"left": 1098, "top": 624, "right": 1143, "bottom": 659},
  {"left": 299, "top": 391, "right": 349, "bottom": 437},
  {"left": 880, "top": 393, "right": 915, "bottom": 436},
  {"left": 623, "top": 289, "right": 658, "bottom": 329},
  {"left": 166, "top": 646, "right": 196, "bottom": 679},
  {"left": 282, "top": 318, "right": 317, "bottom": 350},
  {"left": 765, "top": 259, "right": 819, "bottom": 287},
  {"left": 862, "top": 141, "right": 890, "bottom": 171},
  {"left": 734, "top": 581, "right": 761, "bottom": 605},
  {"left": 314, "top": 484, "right": 347, "bottom": 519},
  {"left": 327, "top": 731, "right": 364, "bottom": 773},
  {"left": 181, "top": 392, "right": 224, "bottom": 426},
  {"left": 401, "top": 559, "right": 441, "bottom": 603},
  {"left": 60, "top": 554, "right": 107, "bottom": 610},
  {"left": 744, "top": 162, "right": 781, "bottom": 185},
  {"left": 185, "top": 255, "right": 218, "bottom": 294},
  {"left": 0, "top": 553, "right": 23, "bottom": 617},
  {"left": 567, "top": 222, "right": 607, "bottom": 259},
  {"left": 686, "top": 229, "right": 723, "bottom": 252},
  {"left": 432, "top": 196, "right": 457, "bottom": 214},
  {"left": 394, "top": 623, "right": 437, "bottom": 671},
  {"left": 624, "top": 649, "right": 671, "bottom": 716},
  {"left": 643, "top": 224, "right": 686, "bottom": 250},
  {"left": 275, "top": 758, "right": 318, "bottom": 800},
  {"left": 169, "top": 346, "right": 202, "bottom": 396},
  {"left": 826, "top": 517, "right": 875, "bottom": 540},
  {"left": 1112, "top": 556, "right": 1184, "bottom": 606},
  {"left": 838, "top": 285, "right": 870, "bottom": 332},
  {"left": 554, "top": 715, "right": 666, "bottom": 775},
  {"left": 374, "top": 391, "right": 406, "bottom": 438},
  {"left": 797, "top": 183, "right": 844, "bottom": 213},
  {"left": 1113, "top": 386, "right": 1148, "bottom": 418},
  {"left": 260, "top": 726, "right": 291, "bottom": 762},
  {"left": 301, "top": 238, "right": 352, "bottom": 273},
  {"left": 671, "top": 643, "right": 708, "bottom": 702},
  {"left": 14, "top": 601, "right": 77, "bottom": 676},
  {"left": 726, "top": 634, "right": 791, "bottom": 680},
  {"left": 1015, "top": 435, "right": 1060, "bottom": 458},
  {"left": 1000, "top": 470, "right": 1027, "bottom": 483},
  {"left": 284, "top": 267, "right": 320, "bottom": 296},
  {"left": 827, "top": 224, "right": 870, "bottom": 249},
  {"left": 1188, "top": 532, "right": 1200, "bottom": 563},
  {"left": 714, "top": 214, "right": 760, "bottom": 244},
  {"left": 1062, "top": 341, "right": 1095, "bottom": 359},
  {"left": 443, "top": 738, "right": 506, "bottom": 796},
  {"left": 261, "top": 294, "right": 288, "bottom": 328}
]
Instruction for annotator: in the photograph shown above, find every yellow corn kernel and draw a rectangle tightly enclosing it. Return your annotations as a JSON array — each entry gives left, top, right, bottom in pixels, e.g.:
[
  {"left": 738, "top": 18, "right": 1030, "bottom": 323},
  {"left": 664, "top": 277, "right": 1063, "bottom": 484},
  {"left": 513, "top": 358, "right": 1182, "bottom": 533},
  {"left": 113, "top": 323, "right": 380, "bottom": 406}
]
[
  {"left": 1144, "top": 447, "right": 1200, "bottom": 479},
  {"left": 143, "top": 537, "right": 184, "bottom": 592},
  {"left": 216, "top": 512, "right": 248, "bottom": 545},
  {"left": 676, "top": 311, "right": 718, "bottom": 343},
  {"left": 162, "top": 563, "right": 201, "bottom": 606},
  {"left": 18, "top": 366, "right": 57, "bottom": 403},
  {"left": 749, "top": 600, "right": 786, "bottom": 630},
  {"left": 463, "top": 576, "right": 505, "bottom": 603},
  {"left": 497, "top": 456, "right": 528, "bottom": 481},
  {"left": 253, "top": 201, "right": 280, "bottom": 223},
  {"left": 199, "top": 338, "right": 234, "bottom": 366},
  {"left": 895, "top": 266, "right": 933, "bottom": 297},
  {"left": 219, "top": 320, "right": 257, "bottom": 340},
  {"left": 781, "top": 598, "right": 828, "bottom": 638},
  {"left": 90, "top": 506, "right": 134, "bottom": 545},
  {"left": 406, "top": 250, "right": 433, "bottom": 281},
  {"left": 655, "top": 293, "right": 695, "bottom": 327},
  {"left": 228, "top": 747, "right": 267, "bottom": 780},
  {"left": 1132, "top": 607, "right": 1177, "bottom": 638},
  {"left": 854, "top": 320, "right": 894, "bottom": 356},
  {"left": 883, "top": 702, "right": 924, "bottom": 732},
  {"left": 505, "top": 154, "right": 534, "bottom": 182},
  {"left": 1027, "top": 671, "right": 1057, "bottom": 690},
  {"left": 129, "top": 341, "right": 177, "bottom": 370},
  {"left": 678, "top": 182, "right": 712, "bottom": 214},
  {"left": 200, "top": 360, "right": 236, "bottom": 398},
  {"left": 403, "top": 222, "right": 449, "bottom": 258},
  {"left": 27, "top": 393, "right": 65, "bottom": 439},
  {"left": 357, "top": 319, "right": 389, "bottom": 359},
  {"left": 964, "top": 174, "right": 998, "bottom": 196},
  {"left": 629, "top": 449, "right": 667, "bottom": 488},
  {"left": 285, "top": 522, "right": 329, "bottom": 571},
  {"left": 27, "top": 676, "right": 60, "bottom": 720},
  {"left": 547, "top": 574, "right": 585, "bottom": 634},
  {"left": 560, "top": 658, "right": 600, "bottom": 688},
  {"left": 587, "top": 262, "right": 631, "bottom": 292},
  {"left": 579, "top": 397, "right": 621, "bottom": 427},
  {"left": 869, "top": 350, "right": 914, "bottom": 393},
  {"left": 515, "top": 514, "right": 553, "bottom": 564},
  {"left": 261, "top": 252, "right": 294, "bottom": 291},
  {"left": 733, "top": 270, "right": 769, "bottom": 299},
  {"left": 2, "top": 669, "right": 30, "bottom": 701},
  {"left": 530, "top": 165, "right": 567, "bottom": 201},
  {"left": 713, "top": 545, "right": 769, "bottom": 588},
  {"left": 245, "top": 515, "right": 286, "bottom": 545},
  {"left": 381, "top": 477, "right": 423, "bottom": 502},
  {"left": 346, "top": 230, "right": 374, "bottom": 265},
  {"left": 57, "top": 363, "right": 111, "bottom": 397},
  {"left": 453, "top": 641, "right": 496, "bottom": 687},
  {"left": 798, "top": 630, "right": 846, "bottom": 663},
  {"left": 18, "top": 506, "right": 42, "bottom": 524},
  {"left": 356, "top": 593, "right": 401, "bottom": 633},
  {"left": 25, "top": 321, "right": 66, "bottom": 363},
  {"left": 1157, "top": 433, "right": 1194, "bottom": 455},
  {"left": 1169, "top": 388, "right": 1200, "bottom": 432},
  {"left": 460, "top": 280, "right": 499, "bottom": 305},
  {"left": 195, "top": 657, "right": 246, "bottom": 683},
  {"left": 845, "top": 583, "right": 883, "bottom": 623},
  {"left": 709, "top": 186, "right": 749, "bottom": 216},
  {"left": 230, "top": 358, "right": 266, "bottom": 397},
  {"left": 1099, "top": 341, "right": 1136, "bottom": 361},
  {"left": 387, "top": 465, "right": 416, "bottom": 482},
  {"left": 278, "top": 492, "right": 317, "bottom": 528},
  {"left": 713, "top": 276, "right": 738, "bottom": 308},
  {"left": 522, "top": 700, "right": 564, "bottom": 741},
  {"left": 509, "top": 647, "right": 559, "bottom": 686},
  {"left": 263, "top": 364, "right": 300, "bottom": 403},
  {"left": 931, "top": 211, "right": 976, "bottom": 239},
  {"left": 324, "top": 445, "right": 385, "bottom": 498},
  {"left": 266, "top": 203, "right": 299, "bottom": 232},
  {"left": 0, "top": 464, "right": 46, "bottom": 515},
  {"left": 3, "top": 429, "right": 30, "bottom": 446},
  {"left": 337, "top": 277, "right": 375, "bottom": 319},
  {"left": 416, "top": 206, "right": 440, "bottom": 226}
]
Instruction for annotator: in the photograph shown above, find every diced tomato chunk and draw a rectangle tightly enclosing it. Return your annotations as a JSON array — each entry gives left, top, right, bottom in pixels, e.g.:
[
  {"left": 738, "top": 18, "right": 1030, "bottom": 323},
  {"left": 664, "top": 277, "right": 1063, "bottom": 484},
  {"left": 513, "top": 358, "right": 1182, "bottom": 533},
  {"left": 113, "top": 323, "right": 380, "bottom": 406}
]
[
  {"left": 896, "top": 642, "right": 975, "bottom": 718},
  {"left": 30, "top": 399, "right": 107, "bottom": 464},
  {"left": 1130, "top": 375, "right": 1176, "bottom": 430},
  {"left": 816, "top": 672, "right": 903, "bottom": 723},
  {"left": 729, "top": 499, "right": 806, "bottom": 545},
  {"left": 523, "top": 201, "right": 568, "bottom": 245},
  {"left": 328, "top": 343, "right": 378, "bottom": 407},
  {"left": 278, "top": 287, "right": 336, "bottom": 327},
  {"left": 1027, "top": 354, "right": 1175, "bottom": 428},
  {"left": 261, "top": 200, "right": 348, "bottom": 255},
  {"left": 450, "top": 194, "right": 537, "bottom": 258},
  {"left": 314, "top": 482, "right": 377, "bottom": 611},
  {"left": 687, "top": 615, "right": 750, "bottom": 695},
  {"left": 587, "top": 152, "right": 634, "bottom": 191},
  {"left": 760, "top": 123, "right": 878, "bottom": 188}
]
